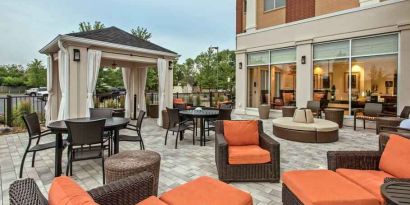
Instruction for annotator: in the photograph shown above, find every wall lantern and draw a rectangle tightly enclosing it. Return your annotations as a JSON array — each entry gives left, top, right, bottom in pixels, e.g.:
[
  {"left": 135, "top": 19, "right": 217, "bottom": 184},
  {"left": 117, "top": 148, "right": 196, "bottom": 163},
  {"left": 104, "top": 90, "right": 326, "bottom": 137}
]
[
  {"left": 168, "top": 61, "right": 173, "bottom": 70},
  {"left": 239, "top": 62, "right": 243, "bottom": 69},
  {"left": 301, "top": 56, "right": 306, "bottom": 65},
  {"left": 73, "top": 49, "right": 80, "bottom": 61}
]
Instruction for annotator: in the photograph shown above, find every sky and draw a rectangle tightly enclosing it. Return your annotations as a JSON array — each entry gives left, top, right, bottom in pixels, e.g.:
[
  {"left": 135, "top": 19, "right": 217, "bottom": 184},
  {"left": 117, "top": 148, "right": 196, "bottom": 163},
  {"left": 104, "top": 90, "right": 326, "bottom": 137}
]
[{"left": 0, "top": 0, "right": 236, "bottom": 66}]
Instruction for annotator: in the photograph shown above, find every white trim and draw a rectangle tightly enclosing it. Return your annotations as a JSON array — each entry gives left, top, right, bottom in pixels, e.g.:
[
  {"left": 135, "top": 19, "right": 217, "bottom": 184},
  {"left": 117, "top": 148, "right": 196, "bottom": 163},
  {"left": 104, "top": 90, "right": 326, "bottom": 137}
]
[
  {"left": 238, "top": 0, "right": 406, "bottom": 37},
  {"left": 40, "top": 35, "right": 178, "bottom": 58}
]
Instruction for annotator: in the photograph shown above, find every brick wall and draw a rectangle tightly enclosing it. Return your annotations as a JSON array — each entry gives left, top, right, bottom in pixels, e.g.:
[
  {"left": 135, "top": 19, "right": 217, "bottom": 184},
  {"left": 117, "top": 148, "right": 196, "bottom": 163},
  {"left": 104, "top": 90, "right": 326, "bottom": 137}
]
[{"left": 286, "top": 0, "right": 315, "bottom": 23}]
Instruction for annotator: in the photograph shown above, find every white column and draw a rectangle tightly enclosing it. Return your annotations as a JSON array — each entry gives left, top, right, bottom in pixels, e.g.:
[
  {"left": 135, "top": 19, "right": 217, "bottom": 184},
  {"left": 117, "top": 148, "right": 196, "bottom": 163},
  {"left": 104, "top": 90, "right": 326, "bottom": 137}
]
[
  {"left": 245, "top": 0, "right": 257, "bottom": 32},
  {"left": 235, "top": 51, "right": 247, "bottom": 114},
  {"left": 398, "top": 24, "right": 410, "bottom": 114},
  {"left": 296, "top": 41, "right": 314, "bottom": 108}
]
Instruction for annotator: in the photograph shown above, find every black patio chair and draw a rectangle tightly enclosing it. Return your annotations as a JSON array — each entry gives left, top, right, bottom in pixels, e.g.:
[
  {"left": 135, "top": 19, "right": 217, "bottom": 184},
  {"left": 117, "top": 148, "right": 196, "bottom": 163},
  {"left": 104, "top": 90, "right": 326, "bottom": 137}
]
[
  {"left": 208, "top": 108, "right": 232, "bottom": 133},
  {"left": 165, "top": 107, "right": 192, "bottom": 149},
  {"left": 90, "top": 108, "right": 113, "bottom": 154},
  {"left": 119, "top": 110, "right": 146, "bottom": 150},
  {"left": 19, "top": 113, "right": 67, "bottom": 178},
  {"left": 353, "top": 103, "right": 383, "bottom": 131},
  {"left": 65, "top": 119, "right": 107, "bottom": 184}
]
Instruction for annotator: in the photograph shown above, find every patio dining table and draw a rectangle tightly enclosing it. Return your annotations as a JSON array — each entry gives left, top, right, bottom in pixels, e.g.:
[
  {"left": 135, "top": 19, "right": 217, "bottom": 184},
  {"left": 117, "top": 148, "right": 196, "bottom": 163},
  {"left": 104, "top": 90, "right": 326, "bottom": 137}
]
[
  {"left": 48, "top": 117, "right": 130, "bottom": 177},
  {"left": 179, "top": 109, "right": 219, "bottom": 146}
]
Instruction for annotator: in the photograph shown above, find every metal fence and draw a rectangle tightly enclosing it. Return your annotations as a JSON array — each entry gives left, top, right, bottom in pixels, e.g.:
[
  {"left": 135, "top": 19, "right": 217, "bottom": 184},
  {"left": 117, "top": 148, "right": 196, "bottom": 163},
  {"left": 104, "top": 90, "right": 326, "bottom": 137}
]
[
  {"left": 0, "top": 95, "right": 47, "bottom": 127},
  {"left": 145, "top": 92, "right": 233, "bottom": 107}
]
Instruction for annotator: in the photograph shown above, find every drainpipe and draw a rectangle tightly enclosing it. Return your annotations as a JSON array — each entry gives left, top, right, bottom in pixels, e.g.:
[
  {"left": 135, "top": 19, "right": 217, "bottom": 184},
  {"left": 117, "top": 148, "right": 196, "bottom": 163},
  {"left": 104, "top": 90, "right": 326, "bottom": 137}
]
[{"left": 57, "top": 39, "right": 70, "bottom": 118}]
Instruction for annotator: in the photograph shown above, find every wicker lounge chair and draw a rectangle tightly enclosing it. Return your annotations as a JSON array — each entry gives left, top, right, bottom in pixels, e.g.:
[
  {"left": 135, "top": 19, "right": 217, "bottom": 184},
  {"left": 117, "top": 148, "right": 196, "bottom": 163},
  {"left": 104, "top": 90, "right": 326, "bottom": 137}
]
[
  {"left": 282, "top": 133, "right": 410, "bottom": 205},
  {"left": 9, "top": 172, "right": 154, "bottom": 205},
  {"left": 353, "top": 103, "right": 383, "bottom": 131},
  {"left": 215, "top": 120, "right": 280, "bottom": 182},
  {"left": 376, "top": 106, "right": 410, "bottom": 134}
]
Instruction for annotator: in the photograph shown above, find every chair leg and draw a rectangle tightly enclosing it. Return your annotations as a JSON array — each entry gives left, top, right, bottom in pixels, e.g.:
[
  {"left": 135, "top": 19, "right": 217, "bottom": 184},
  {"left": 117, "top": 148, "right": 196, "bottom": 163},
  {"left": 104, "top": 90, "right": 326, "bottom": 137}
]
[
  {"left": 354, "top": 117, "right": 357, "bottom": 130},
  {"left": 363, "top": 119, "right": 366, "bottom": 129},
  {"left": 31, "top": 151, "right": 36, "bottom": 167},
  {"left": 19, "top": 150, "right": 29, "bottom": 178},
  {"left": 102, "top": 155, "right": 105, "bottom": 184},
  {"left": 66, "top": 150, "right": 71, "bottom": 176},
  {"left": 175, "top": 131, "right": 179, "bottom": 149},
  {"left": 165, "top": 129, "right": 169, "bottom": 145}
]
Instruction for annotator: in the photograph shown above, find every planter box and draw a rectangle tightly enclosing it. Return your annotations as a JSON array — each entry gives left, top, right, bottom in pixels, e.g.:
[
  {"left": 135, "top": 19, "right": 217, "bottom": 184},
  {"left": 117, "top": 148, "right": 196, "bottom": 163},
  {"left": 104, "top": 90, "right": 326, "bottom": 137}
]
[{"left": 147, "top": 104, "right": 159, "bottom": 118}]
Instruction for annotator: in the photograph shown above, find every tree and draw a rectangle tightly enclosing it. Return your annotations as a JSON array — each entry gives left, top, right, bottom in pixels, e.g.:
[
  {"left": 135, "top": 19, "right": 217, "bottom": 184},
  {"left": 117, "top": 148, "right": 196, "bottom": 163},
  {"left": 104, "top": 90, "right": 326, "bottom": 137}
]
[
  {"left": 146, "top": 67, "right": 158, "bottom": 91},
  {"left": 131, "top": 26, "right": 152, "bottom": 41},
  {"left": 78, "top": 21, "right": 105, "bottom": 32},
  {"left": 0, "top": 64, "right": 26, "bottom": 86},
  {"left": 25, "top": 59, "right": 47, "bottom": 88},
  {"left": 173, "top": 58, "right": 196, "bottom": 87}
]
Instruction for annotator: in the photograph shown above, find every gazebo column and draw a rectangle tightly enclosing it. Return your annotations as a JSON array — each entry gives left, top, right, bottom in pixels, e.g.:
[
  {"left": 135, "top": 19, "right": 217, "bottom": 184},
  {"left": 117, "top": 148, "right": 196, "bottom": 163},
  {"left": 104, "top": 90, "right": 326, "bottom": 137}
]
[
  {"left": 130, "top": 65, "right": 148, "bottom": 116},
  {"left": 157, "top": 59, "right": 173, "bottom": 126}
]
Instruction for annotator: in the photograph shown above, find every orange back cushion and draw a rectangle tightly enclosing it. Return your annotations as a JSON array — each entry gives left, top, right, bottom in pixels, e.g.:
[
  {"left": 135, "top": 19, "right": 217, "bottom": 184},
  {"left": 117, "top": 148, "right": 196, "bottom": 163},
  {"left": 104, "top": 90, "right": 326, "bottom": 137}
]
[
  {"left": 379, "top": 135, "right": 410, "bottom": 178},
  {"left": 223, "top": 120, "right": 259, "bottom": 146},
  {"left": 48, "top": 176, "right": 97, "bottom": 205},
  {"left": 173, "top": 98, "right": 184, "bottom": 104}
]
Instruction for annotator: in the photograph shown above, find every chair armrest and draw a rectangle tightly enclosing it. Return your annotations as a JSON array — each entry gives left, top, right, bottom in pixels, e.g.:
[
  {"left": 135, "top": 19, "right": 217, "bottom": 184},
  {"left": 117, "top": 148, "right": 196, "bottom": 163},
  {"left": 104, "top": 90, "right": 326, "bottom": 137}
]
[
  {"left": 88, "top": 171, "right": 154, "bottom": 205},
  {"left": 384, "top": 178, "right": 410, "bottom": 183},
  {"left": 9, "top": 178, "right": 48, "bottom": 205},
  {"left": 215, "top": 133, "right": 228, "bottom": 166},
  {"left": 327, "top": 151, "right": 381, "bottom": 171},
  {"left": 259, "top": 132, "right": 280, "bottom": 157}
]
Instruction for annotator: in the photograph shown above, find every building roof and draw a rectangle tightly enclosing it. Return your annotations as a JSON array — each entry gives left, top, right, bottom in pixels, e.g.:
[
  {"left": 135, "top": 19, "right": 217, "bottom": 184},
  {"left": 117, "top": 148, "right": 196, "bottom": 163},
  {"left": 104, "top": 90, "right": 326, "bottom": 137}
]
[{"left": 66, "top": 26, "right": 177, "bottom": 54}]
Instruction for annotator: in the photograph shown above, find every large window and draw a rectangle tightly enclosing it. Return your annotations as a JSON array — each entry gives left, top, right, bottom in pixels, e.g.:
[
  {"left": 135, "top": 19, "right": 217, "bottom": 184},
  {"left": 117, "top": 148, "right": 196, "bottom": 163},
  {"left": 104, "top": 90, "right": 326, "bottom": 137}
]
[
  {"left": 247, "top": 47, "right": 296, "bottom": 108},
  {"left": 264, "top": 0, "right": 286, "bottom": 12},
  {"left": 313, "top": 34, "right": 398, "bottom": 115}
]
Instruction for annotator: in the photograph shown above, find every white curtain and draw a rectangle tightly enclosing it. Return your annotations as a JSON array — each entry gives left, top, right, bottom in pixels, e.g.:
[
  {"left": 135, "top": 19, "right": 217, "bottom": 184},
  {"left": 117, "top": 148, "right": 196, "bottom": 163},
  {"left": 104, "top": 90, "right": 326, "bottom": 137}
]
[
  {"left": 157, "top": 59, "right": 168, "bottom": 126},
  {"left": 85, "top": 50, "right": 102, "bottom": 117},
  {"left": 122, "top": 67, "right": 132, "bottom": 118},
  {"left": 44, "top": 55, "right": 54, "bottom": 125},
  {"left": 136, "top": 67, "right": 148, "bottom": 112},
  {"left": 57, "top": 44, "right": 70, "bottom": 120}
]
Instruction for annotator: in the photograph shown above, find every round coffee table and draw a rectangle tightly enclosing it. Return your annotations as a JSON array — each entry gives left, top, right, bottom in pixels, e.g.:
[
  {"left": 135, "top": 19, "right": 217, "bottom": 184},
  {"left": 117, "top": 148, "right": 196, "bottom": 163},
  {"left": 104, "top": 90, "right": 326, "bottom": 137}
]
[
  {"left": 282, "top": 106, "right": 297, "bottom": 117},
  {"left": 324, "top": 108, "right": 345, "bottom": 128},
  {"left": 381, "top": 182, "right": 410, "bottom": 205},
  {"left": 105, "top": 150, "right": 161, "bottom": 195}
]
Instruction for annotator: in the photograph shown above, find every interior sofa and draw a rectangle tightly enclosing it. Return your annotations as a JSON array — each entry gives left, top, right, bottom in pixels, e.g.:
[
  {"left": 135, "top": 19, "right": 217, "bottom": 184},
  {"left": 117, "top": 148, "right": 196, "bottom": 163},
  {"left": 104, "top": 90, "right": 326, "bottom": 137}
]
[{"left": 282, "top": 133, "right": 410, "bottom": 205}]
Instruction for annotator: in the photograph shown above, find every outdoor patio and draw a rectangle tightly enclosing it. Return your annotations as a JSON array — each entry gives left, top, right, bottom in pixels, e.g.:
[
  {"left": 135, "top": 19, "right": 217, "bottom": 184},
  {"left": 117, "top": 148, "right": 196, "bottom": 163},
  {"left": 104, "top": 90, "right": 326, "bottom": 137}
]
[{"left": 0, "top": 114, "right": 379, "bottom": 205}]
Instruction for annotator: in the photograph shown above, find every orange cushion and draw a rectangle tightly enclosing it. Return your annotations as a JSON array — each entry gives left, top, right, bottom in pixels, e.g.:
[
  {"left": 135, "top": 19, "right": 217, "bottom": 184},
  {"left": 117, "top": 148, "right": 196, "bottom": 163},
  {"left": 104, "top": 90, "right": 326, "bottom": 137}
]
[
  {"left": 336, "top": 169, "right": 394, "bottom": 203},
  {"left": 282, "top": 170, "right": 380, "bottom": 205},
  {"left": 379, "top": 134, "right": 410, "bottom": 178},
  {"left": 160, "top": 176, "right": 252, "bottom": 205},
  {"left": 137, "top": 196, "right": 168, "bottom": 205},
  {"left": 223, "top": 120, "right": 259, "bottom": 146},
  {"left": 173, "top": 98, "right": 184, "bottom": 104},
  {"left": 48, "top": 176, "right": 97, "bottom": 205},
  {"left": 228, "top": 145, "right": 271, "bottom": 165}
]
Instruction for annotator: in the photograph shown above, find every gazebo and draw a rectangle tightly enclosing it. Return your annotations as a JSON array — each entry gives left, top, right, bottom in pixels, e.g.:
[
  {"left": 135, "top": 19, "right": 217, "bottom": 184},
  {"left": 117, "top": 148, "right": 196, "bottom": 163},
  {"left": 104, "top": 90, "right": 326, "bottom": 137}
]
[{"left": 39, "top": 26, "right": 177, "bottom": 126}]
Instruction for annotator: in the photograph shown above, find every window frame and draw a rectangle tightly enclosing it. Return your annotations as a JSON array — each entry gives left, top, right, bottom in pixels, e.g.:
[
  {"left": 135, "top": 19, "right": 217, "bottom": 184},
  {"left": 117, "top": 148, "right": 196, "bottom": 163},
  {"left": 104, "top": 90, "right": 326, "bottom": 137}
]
[{"left": 264, "top": 0, "right": 286, "bottom": 13}]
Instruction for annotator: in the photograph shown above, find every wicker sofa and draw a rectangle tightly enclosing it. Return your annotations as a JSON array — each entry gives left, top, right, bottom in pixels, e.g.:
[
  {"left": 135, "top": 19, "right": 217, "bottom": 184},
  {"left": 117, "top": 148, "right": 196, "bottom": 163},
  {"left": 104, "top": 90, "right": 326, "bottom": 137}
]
[
  {"left": 9, "top": 172, "right": 154, "bottom": 205},
  {"left": 215, "top": 120, "right": 280, "bottom": 183},
  {"left": 282, "top": 133, "right": 410, "bottom": 205}
]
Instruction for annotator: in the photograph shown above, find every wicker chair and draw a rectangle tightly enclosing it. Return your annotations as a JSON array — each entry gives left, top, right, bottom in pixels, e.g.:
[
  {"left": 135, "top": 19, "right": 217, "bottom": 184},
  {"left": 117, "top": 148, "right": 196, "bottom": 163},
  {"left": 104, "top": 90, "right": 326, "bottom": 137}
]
[
  {"left": 282, "top": 133, "right": 410, "bottom": 205},
  {"left": 164, "top": 107, "right": 192, "bottom": 149},
  {"left": 215, "top": 120, "right": 280, "bottom": 182},
  {"left": 119, "top": 110, "right": 146, "bottom": 150},
  {"left": 306, "top": 101, "right": 321, "bottom": 118},
  {"left": 376, "top": 106, "right": 410, "bottom": 133},
  {"left": 9, "top": 171, "right": 154, "bottom": 205},
  {"left": 353, "top": 103, "right": 383, "bottom": 131},
  {"left": 19, "top": 113, "right": 67, "bottom": 178}
]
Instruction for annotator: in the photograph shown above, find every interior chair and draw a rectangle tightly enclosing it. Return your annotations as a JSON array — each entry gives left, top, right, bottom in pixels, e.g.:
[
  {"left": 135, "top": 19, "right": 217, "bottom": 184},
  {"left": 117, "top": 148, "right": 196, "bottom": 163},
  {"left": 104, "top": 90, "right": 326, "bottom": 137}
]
[
  {"left": 353, "top": 103, "right": 383, "bottom": 131},
  {"left": 119, "top": 110, "right": 146, "bottom": 150},
  {"left": 165, "top": 107, "right": 192, "bottom": 149},
  {"left": 65, "top": 119, "right": 107, "bottom": 184},
  {"left": 306, "top": 101, "right": 322, "bottom": 118},
  {"left": 215, "top": 120, "right": 280, "bottom": 182},
  {"left": 19, "top": 113, "right": 67, "bottom": 178}
]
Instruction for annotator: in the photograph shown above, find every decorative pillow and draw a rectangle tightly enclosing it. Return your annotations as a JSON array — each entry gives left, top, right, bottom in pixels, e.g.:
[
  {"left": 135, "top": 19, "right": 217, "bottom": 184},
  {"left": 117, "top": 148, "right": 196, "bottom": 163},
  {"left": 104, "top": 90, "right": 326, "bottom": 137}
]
[
  {"left": 48, "top": 176, "right": 98, "bottom": 205},
  {"left": 293, "top": 109, "right": 314, "bottom": 123},
  {"left": 379, "top": 134, "right": 410, "bottom": 178},
  {"left": 223, "top": 120, "right": 259, "bottom": 146}
]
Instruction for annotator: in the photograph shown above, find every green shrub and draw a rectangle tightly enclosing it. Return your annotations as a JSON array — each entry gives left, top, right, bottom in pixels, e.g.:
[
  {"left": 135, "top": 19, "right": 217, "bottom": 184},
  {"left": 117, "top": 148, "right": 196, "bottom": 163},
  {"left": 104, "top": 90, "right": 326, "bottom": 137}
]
[{"left": 12, "top": 100, "right": 32, "bottom": 128}]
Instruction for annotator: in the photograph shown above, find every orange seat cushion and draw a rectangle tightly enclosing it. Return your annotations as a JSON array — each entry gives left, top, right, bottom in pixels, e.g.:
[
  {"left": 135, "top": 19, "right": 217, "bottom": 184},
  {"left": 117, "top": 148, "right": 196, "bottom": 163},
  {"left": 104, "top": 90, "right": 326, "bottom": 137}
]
[
  {"left": 137, "top": 196, "right": 168, "bottom": 205},
  {"left": 223, "top": 120, "right": 259, "bottom": 146},
  {"left": 228, "top": 145, "right": 271, "bottom": 165},
  {"left": 48, "top": 176, "right": 98, "bottom": 205},
  {"left": 379, "top": 134, "right": 410, "bottom": 178},
  {"left": 173, "top": 98, "right": 184, "bottom": 104},
  {"left": 282, "top": 170, "right": 380, "bottom": 205},
  {"left": 336, "top": 169, "right": 394, "bottom": 203},
  {"left": 160, "top": 176, "right": 252, "bottom": 205}
]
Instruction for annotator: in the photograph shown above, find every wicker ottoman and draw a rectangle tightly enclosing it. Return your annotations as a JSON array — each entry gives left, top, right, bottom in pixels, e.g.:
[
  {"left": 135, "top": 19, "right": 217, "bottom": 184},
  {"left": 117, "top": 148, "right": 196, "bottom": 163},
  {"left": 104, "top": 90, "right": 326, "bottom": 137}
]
[
  {"left": 105, "top": 150, "right": 161, "bottom": 195},
  {"left": 282, "top": 106, "right": 297, "bottom": 117},
  {"left": 324, "top": 108, "right": 345, "bottom": 128}
]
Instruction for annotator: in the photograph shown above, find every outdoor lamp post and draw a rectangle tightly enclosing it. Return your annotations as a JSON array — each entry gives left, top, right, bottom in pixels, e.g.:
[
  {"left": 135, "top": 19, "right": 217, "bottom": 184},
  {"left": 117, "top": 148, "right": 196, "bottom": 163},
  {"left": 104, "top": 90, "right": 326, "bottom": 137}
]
[{"left": 209, "top": 46, "right": 219, "bottom": 90}]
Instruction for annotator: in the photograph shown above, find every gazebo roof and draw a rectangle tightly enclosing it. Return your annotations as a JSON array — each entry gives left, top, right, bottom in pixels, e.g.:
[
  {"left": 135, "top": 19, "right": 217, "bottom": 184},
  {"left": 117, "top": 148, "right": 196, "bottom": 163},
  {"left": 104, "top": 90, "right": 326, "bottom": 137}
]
[{"left": 39, "top": 26, "right": 177, "bottom": 57}]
